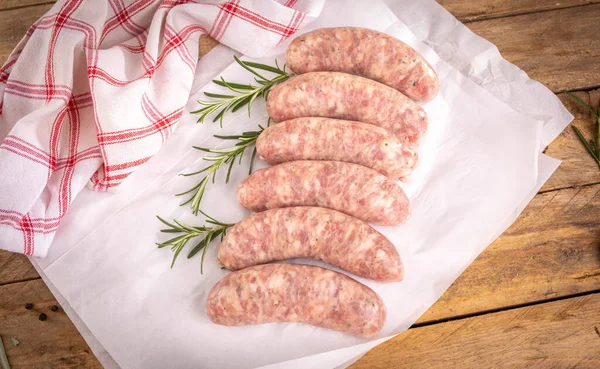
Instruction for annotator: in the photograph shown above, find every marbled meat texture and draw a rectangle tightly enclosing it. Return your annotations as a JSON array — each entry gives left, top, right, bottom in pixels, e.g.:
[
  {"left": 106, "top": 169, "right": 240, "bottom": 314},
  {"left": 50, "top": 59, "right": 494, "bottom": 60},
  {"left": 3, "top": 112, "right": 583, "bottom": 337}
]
[
  {"left": 256, "top": 117, "right": 417, "bottom": 180},
  {"left": 266, "top": 72, "right": 427, "bottom": 142},
  {"left": 217, "top": 207, "right": 403, "bottom": 282},
  {"left": 206, "top": 263, "right": 387, "bottom": 338},
  {"left": 237, "top": 160, "right": 410, "bottom": 225},
  {"left": 286, "top": 27, "right": 439, "bottom": 102}
]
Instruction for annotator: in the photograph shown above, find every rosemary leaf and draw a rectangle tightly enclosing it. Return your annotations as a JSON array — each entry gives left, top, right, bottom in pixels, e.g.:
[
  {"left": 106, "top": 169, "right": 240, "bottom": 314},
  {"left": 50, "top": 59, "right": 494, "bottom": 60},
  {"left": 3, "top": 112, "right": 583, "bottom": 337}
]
[
  {"left": 572, "top": 125, "right": 600, "bottom": 164},
  {"left": 230, "top": 94, "right": 253, "bottom": 113},
  {"left": 156, "top": 215, "right": 234, "bottom": 272},
  {"left": 212, "top": 80, "right": 254, "bottom": 90},
  {"left": 170, "top": 243, "right": 185, "bottom": 268},
  {"left": 565, "top": 91, "right": 600, "bottom": 121},
  {"left": 192, "top": 56, "right": 292, "bottom": 124},
  {"left": 187, "top": 237, "right": 207, "bottom": 259},
  {"left": 591, "top": 140, "right": 599, "bottom": 157},
  {"left": 178, "top": 127, "right": 264, "bottom": 214},
  {"left": 234, "top": 55, "right": 268, "bottom": 81},
  {"left": 597, "top": 105, "right": 600, "bottom": 149},
  {"left": 249, "top": 146, "right": 258, "bottom": 175},
  {"left": 244, "top": 60, "right": 287, "bottom": 75},
  {"left": 200, "top": 236, "right": 210, "bottom": 274},
  {"left": 199, "top": 210, "right": 220, "bottom": 224},
  {"left": 156, "top": 216, "right": 178, "bottom": 229},
  {"left": 0, "top": 335, "right": 10, "bottom": 369},
  {"left": 204, "top": 92, "right": 236, "bottom": 99},
  {"left": 226, "top": 155, "right": 236, "bottom": 183}
]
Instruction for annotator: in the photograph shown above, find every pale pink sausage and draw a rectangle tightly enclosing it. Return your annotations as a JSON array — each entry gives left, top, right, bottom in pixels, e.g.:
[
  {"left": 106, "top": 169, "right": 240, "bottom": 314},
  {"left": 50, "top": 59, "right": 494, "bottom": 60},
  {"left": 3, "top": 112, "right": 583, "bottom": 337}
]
[
  {"left": 237, "top": 161, "right": 410, "bottom": 226},
  {"left": 266, "top": 72, "right": 427, "bottom": 143},
  {"left": 287, "top": 27, "right": 439, "bottom": 102},
  {"left": 256, "top": 117, "right": 417, "bottom": 180},
  {"left": 206, "top": 263, "right": 387, "bottom": 338},
  {"left": 217, "top": 207, "right": 403, "bottom": 282}
]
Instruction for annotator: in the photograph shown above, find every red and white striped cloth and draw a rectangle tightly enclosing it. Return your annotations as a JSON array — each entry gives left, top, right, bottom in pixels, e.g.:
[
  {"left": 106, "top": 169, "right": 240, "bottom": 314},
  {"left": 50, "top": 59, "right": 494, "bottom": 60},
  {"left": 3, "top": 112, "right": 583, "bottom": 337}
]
[{"left": 0, "top": 0, "right": 323, "bottom": 257}]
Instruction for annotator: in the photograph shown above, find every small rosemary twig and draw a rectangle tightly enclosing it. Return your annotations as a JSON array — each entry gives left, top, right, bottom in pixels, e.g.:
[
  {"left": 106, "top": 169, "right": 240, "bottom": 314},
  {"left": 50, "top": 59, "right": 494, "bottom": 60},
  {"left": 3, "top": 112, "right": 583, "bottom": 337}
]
[
  {"left": 0, "top": 335, "right": 10, "bottom": 369},
  {"left": 565, "top": 91, "right": 600, "bottom": 169},
  {"left": 176, "top": 124, "right": 266, "bottom": 215},
  {"left": 156, "top": 213, "right": 235, "bottom": 273},
  {"left": 191, "top": 56, "right": 291, "bottom": 127}
]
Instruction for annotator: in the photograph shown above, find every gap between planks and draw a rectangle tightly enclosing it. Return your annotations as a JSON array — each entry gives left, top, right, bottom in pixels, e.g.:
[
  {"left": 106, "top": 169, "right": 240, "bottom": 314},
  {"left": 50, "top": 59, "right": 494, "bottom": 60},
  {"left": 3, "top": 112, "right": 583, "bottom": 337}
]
[
  {"left": 0, "top": 1, "right": 55, "bottom": 13},
  {"left": 413, "top": 288, "right": 600, "bottom": 328},
  {"left": 460, "top": 1, "right": 600, "bottom": 23},
  {"left": 0, "top": 276, "right": 40, "bottom": 287}
]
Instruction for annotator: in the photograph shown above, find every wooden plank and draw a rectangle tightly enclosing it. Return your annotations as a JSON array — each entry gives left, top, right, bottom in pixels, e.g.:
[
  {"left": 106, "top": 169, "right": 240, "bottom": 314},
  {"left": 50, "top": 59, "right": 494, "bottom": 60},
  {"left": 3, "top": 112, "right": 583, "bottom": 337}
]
[
  {"left": 439, "top": 0, "right": 600, "bottom": 22},
  {"left": 352, "top": 293, "right": 600, "bottom": 368},
  {"left": 467, "top": 4, "right": 600, "bottom": 93},
  {"left": 199, "top": 34, "right": 219, "bottom": 59},
  {"left": 542, "top": 90, "right": 600, "bottom": 191},
  {"left": 0, "top": 4, "right": 53, "bottom": 65},
  {"left": 0, "top": 279, "right": 102, "bottom": 369},
  {"left": 0, "top": 250, "right": 38, "bottom": 285},
  {"left": 0, "top": 1, "right": 55, "bottom": 11},
  {"left": 417, "top": 182, "right": 600, "bottom": 324}
]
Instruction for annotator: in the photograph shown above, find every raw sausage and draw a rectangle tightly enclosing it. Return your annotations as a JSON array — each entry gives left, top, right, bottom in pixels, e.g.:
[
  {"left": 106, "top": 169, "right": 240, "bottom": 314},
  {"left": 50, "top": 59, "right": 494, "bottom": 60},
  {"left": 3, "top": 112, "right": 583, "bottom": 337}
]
[
  {"left": 286, "top": 27, "right": 439, "bottom": 102},
  {"left": 237, "top": 160, "right": 410, "bottom": 225},
  {"left": 217, "top": 207, "right": 403, "bottom": 282},
  {"left": 206, "top": 263, "right": 386, "bottom": 338},
  {"left": 256, "top": 117, "right": 417, "bottom": 180},
  {"left": 266, "top": 72, "right": 427, "bottom": 142}
]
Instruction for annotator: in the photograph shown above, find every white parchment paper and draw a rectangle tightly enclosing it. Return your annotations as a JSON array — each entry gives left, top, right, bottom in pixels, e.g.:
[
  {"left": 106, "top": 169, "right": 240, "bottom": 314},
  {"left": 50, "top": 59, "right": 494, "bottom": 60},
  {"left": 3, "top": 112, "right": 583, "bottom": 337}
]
[{"left": 30, "top": 1, "right": 572, "bottom": 368}]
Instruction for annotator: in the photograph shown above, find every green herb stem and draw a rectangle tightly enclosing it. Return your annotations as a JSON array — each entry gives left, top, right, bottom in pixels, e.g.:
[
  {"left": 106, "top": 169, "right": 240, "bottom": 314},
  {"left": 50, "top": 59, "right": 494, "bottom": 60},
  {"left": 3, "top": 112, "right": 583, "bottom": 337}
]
[
  {"left": 176, "top": 126, "right": 265, "bottom": 215},
  {"left": 565, "top": 91, "right": 600, "bottom": 170},
  {"left": 0, "top": 336, "right": 10, "bottom": 369},
  {"left": 190, "top": 56, "right": 291, "bottom": 127},
  {"left": 156, "top": 214, "right": 235, "bottom": 273}
]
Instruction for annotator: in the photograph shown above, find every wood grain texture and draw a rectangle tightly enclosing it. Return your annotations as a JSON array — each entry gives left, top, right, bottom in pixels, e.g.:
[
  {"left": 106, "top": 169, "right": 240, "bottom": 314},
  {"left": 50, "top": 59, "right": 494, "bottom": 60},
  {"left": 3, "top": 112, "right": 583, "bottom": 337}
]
[
  {"left": 199, "top": 34, "right": 219, "bottom": 59},
  {"left": 418, "top": 183, "right": 600, "bottom": 323},
  {"left": 467, "top": 4, "right": 600, "bottom": 93},
  {"left": 0, "top": 0, "right": 55, "bottom": 11},
  {"left": 352, "top": 294, "right": 600, "bottom": 368},
  {"left": 543, "top": 90, "right": 600, "bottom": 191},
  {"left": 0, "top": 279, "right": 102, "bottom": 369},
  {"left": 0, "top": 4, "right": 53, "bottom": 65},
  {"left": 439, "top": 0, "right": 600, "bottom": 22},
  {"left": 0, "top": 251, "right": 38, "bottom": 285}
]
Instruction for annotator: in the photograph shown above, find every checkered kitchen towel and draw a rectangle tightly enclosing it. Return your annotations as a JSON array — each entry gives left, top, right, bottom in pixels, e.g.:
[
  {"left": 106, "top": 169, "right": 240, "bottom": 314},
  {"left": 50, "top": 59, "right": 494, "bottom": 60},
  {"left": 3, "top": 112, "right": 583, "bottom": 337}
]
[{"left": 0, "top": 0, "right": 323, "bottom": 257}]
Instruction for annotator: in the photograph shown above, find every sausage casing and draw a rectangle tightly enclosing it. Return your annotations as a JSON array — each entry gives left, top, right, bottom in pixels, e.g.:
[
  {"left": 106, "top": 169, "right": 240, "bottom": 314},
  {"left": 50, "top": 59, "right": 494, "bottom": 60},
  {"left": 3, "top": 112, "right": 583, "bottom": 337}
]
[
  {"left": 206, "top": 263, "right": 387, "bottom": 338},
  {"left": 237, "top": 160, "right": 410, "bottom": 225},
  {"left": 217, "top": 207, "right": 403, "bottom": 282},
  {"left": 286, "top": 27, "right": 439, "bottom": 102},
  {"left": 266, "top": 72, "right": 427, "bottom": 142},
  {"left": 256, "top": 117, "right": 417, "bottom": 180}
]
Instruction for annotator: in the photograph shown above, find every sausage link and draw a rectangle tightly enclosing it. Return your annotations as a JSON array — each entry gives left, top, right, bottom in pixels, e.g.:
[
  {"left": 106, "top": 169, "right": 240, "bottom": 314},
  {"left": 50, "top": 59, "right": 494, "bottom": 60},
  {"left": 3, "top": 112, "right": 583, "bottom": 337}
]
[
  {"left": 217, "top": 207, "right": 403, "bottom": 282},
  {"left": 287, "top": 27, "right": 439, "bottom": 102},
  {"left": 256, "top": 117, "right": 417, "bottom": 180},
  {"left": 266, "top": 72, "right": 427, "bottom": 142},
  {"left": 206, "top": 263, "right": 386, "bottom": 338},
  {"left": 237, "top": 160, "right": 410, "bottom": 225}
]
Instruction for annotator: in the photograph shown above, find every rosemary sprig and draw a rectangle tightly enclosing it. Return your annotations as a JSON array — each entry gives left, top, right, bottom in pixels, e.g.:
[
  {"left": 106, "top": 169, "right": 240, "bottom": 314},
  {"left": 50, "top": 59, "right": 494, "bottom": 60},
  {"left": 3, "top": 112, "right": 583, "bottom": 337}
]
[
  {"left": 176, "top": 124, "right": 266, "bottom": 215},
  {"left": 565, "top": 91, "right": 600, "bottom": 169},
  {"left": 0, "top": 335, "right": 10, "bottom": 369},
  {"left": 156, "top": 213, "right": 235, "bottom": 273},
  {"left": 191, "top": 56, "right": 291, "bottom": 126}
]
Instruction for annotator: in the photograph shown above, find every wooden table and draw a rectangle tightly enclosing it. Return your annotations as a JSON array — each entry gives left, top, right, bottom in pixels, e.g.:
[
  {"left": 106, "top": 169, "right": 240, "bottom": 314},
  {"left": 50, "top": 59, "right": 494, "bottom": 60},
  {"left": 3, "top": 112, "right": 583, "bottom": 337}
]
[{"left": 1, "top": 1, "right": 599, "bottom": 368}]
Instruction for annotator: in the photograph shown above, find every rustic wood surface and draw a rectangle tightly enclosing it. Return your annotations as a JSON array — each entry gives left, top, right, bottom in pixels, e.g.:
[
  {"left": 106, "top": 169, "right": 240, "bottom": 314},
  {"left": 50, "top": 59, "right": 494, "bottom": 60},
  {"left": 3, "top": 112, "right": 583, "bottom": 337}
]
[
  {"left": 353, "top": 294, "right": 600, "bottom": 368},
  {"left": 0, "top": 1, "right": 599, "bottom": 368},
  {"left": 439, "top": 0, "right": 600, "bottom": 22}
]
